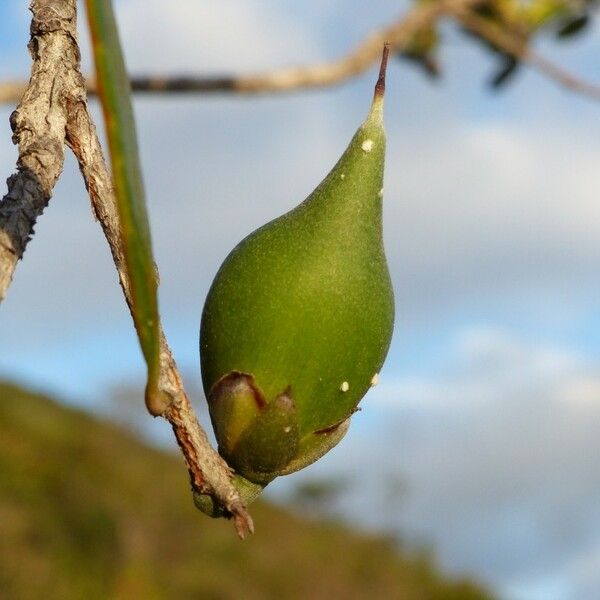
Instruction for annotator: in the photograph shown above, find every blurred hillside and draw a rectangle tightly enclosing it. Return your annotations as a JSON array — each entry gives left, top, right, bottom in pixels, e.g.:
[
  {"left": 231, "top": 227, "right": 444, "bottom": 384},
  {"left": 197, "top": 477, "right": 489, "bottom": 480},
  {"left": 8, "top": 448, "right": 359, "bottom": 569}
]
[{"left": 0, "top": 382, "right": 491, "bottom": 600}]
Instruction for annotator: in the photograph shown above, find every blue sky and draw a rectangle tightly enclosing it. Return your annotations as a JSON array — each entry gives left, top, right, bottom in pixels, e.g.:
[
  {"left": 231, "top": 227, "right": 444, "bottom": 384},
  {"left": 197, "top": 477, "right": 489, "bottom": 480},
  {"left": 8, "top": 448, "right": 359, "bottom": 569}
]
[{"left": 1, "top": 2, "right": 600, "bottom": 598}]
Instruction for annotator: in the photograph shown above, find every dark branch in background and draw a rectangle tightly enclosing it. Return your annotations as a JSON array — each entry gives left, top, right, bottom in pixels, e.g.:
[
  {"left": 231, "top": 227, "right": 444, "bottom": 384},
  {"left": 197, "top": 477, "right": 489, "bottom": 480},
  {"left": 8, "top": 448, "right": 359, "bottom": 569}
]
[
  {"left": 0, "top": 0, "right": 251, "bottom": 537},
  {"left": 0, "top": 0, "right": 598, "bottom": 106}
]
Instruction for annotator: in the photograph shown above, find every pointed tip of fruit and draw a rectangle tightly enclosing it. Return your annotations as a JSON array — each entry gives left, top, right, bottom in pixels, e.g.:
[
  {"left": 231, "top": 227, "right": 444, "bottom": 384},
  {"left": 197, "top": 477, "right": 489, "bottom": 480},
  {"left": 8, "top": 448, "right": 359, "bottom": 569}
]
[
  {"left": 370, "top": 43, "right": 389, "bottom": 122},
  {"left": 374, "top": 43, "right": 390, "bottom": 100}
]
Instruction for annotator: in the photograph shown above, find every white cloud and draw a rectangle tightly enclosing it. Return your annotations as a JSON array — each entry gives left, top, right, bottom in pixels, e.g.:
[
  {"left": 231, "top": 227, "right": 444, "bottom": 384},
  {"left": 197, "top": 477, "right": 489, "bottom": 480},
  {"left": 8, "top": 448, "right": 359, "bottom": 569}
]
[
  {"left": 374, "top": 327, "right": 585, "bottom": 410},
  {"left": 385, "top": 120, "right": 600, "bottom": 319},
  {"left": 108, "top": 0, "right": 322, "bottom": 72},
  {"left": 560, "top": 377, "right": 600, "bottom": 409}
]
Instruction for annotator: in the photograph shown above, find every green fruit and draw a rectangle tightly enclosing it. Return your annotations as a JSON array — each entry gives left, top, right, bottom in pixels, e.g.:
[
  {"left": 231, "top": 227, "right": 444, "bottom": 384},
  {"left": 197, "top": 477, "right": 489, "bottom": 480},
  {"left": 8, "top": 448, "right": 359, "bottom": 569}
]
[{"left": 197, "top": 47, "right": 394, "bottom": 512}]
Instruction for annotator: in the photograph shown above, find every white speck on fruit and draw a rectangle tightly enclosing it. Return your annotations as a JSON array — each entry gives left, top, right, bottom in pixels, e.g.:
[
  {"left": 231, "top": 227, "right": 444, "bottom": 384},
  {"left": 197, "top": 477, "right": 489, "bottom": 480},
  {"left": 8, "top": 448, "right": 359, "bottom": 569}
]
[
  {"left": 340, "top": 381, "right": 350, "bottom": 392},
  {"left": 378, "top": 188, "right": 384, "bottom": 198},
  {"left": 361, "top": 139, "right": 374, "bottom": 153},
  {"left": 370, "top": 373, "right": 379, "bottom": 387},
  {"left": 340, "top": 173, "right": 346, "bottom": 180},
  {"left": 284, "top": 426, "right": 291, "bottom": 433}
]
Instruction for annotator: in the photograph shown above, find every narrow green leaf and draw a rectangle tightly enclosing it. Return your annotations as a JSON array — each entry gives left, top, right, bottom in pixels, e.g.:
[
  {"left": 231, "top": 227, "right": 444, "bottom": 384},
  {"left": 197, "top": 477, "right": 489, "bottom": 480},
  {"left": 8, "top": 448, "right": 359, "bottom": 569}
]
[{"left": 85, "top": 0, "right": 166, "bottom": 415}]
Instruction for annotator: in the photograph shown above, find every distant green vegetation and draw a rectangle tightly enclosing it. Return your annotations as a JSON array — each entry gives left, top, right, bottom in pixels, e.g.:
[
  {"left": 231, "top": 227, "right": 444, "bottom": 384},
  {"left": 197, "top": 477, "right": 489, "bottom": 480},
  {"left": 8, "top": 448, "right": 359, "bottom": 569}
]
[{"left": 0, "top": 382, "right": 492, "bottom": 599}]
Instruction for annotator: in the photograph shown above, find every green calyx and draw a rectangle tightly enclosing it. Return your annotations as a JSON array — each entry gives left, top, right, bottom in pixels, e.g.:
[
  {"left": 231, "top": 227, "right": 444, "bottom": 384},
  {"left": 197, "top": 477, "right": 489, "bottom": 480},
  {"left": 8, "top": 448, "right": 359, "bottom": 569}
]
[
  {"left": 198, "top": 46, "right": 394, "bottom": 515},
  {"left": 207, "top": 372, "right": 350, "bottom": 486}
]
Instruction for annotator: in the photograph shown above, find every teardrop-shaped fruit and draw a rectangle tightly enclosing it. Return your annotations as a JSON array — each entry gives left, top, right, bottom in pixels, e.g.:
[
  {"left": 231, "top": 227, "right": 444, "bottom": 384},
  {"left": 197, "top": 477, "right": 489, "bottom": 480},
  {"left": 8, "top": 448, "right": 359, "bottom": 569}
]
[{"left": 199, "top": 46, "right": 394, "bottom": 498}]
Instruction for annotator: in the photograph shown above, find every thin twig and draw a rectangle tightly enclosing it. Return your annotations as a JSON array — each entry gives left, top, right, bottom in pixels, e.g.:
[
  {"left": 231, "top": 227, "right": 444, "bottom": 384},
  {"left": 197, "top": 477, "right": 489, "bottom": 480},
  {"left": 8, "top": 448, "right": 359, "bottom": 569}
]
[
  {"left": 0, "top": 0, "right": 446, "bottom": 103},
  {"left": 0, "top": 0, "right": 252, "bottom": 538},
  {"left": 0, "top": 0, "right": 597, "bottom": 105}
]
